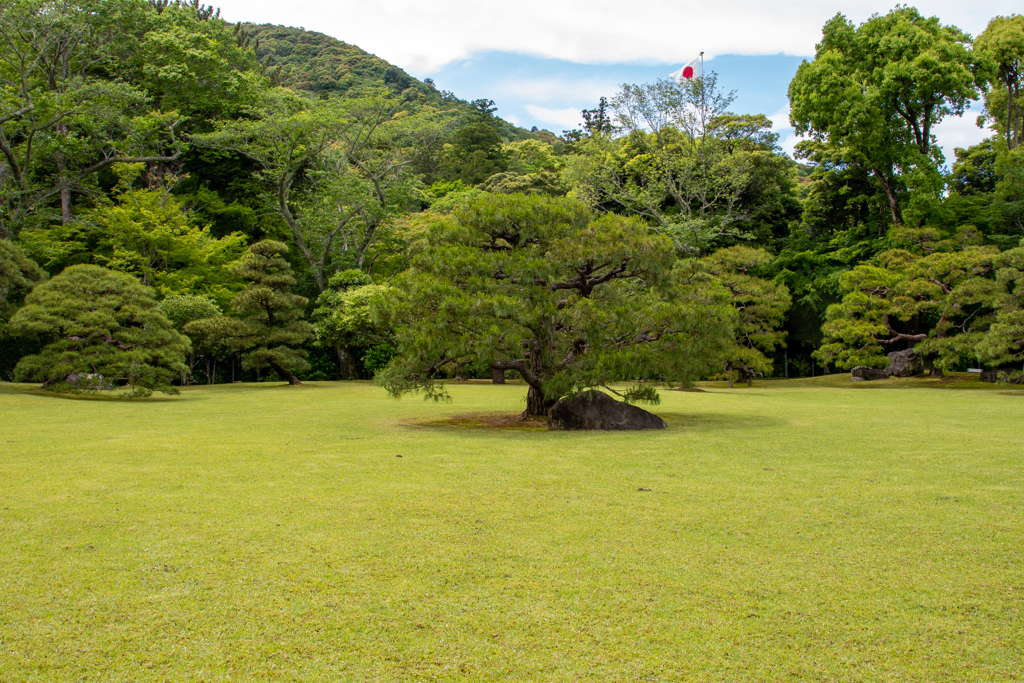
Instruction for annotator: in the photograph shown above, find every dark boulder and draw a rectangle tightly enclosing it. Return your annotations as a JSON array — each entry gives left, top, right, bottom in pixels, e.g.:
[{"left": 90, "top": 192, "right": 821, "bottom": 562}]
[
  {"left": 547, "top": 390, "right": 667, "bottom": 431},
  {"left": 850, "top": 366, "right": 889, "bottom": 381},
  {"left": 885, "top": 348, "right": 924, "bottom": 377},
  {"left": 980, "top": 369, "right": 1024, "bottom": 384}
]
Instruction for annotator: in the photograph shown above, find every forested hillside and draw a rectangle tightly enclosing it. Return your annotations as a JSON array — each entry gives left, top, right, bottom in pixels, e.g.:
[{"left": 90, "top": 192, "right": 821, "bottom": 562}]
[
  {"left": 1, "top": 0, "right": 1022, "bottom": 394},
  {"left": 250, "top": 24, "right": 433, "bottom": 98},
  {"left": 247, "top": 24, "right": 539, "bottom": 143}
]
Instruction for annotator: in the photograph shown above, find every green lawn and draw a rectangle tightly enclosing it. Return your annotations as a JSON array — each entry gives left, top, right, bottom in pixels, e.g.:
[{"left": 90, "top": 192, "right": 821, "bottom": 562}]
[{"left": 1, "top": 377, "right": 1022, "bottom": 681}]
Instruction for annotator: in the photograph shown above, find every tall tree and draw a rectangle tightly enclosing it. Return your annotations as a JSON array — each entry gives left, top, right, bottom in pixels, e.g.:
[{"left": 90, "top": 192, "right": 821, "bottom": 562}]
[
  {"left": 976, "top": 15, "right": 1024, "bottom": 151},
  {"left": 701, "top": 246, "right": 791, "bottom": 386},
  {"left": 438, "top": 122, "right": 508, "bottom": 186},
  {"left": 565, "top": 75, "right": 792, "bottom": 253},
  {"left": 195, "top": 240, "right": 312, "bottom": 385},
  {"left": 470, "top": 98, "right": 497, "bottom": 120},
  {"left": 376, "top": 194, "right": 735, "bottom": 418},
  {"left": 196, "top": 90, "right": 451, "bottom": 291},
  {"left": 581, "top": 97, "right": 613, "bottom": 136},
  {"left": 0, "top": 0, "right": 184, "bottom": 235},
  {"left": 789, "top": 8, "right": 977, "bottom": 227}
]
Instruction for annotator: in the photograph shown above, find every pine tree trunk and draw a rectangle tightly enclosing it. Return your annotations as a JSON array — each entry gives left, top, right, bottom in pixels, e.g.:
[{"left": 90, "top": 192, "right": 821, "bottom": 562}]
[
  {"left": 491, "top": 367, "right": 505, "bottom": 384},
  {"left": 270, "top": 361, "right": 302, "bottom": 385},
  {"left": 524, "top": 385, "right": 552, "bottom": 417},
  {"left": 521, "top": 343, "right": 554, "bottom": 417}
]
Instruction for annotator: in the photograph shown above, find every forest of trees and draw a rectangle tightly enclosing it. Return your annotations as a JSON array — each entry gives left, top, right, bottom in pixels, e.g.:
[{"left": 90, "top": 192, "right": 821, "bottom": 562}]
[{"left": 1, "top": 0, "right": 1022, "bottom": 396}]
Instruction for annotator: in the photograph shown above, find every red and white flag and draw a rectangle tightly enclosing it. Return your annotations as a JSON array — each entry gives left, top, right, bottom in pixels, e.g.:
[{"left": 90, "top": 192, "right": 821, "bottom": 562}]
[{"left": 670, "top": 57, "right": 700, "bottom": 84}]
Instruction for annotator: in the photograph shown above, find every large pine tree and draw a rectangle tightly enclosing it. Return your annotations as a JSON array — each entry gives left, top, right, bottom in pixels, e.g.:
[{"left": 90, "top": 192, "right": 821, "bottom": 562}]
[
  {"left": 377, "top": 194, "right": 735, "bottom": 418},
  {"left": 10, "top": 265, "right": 188, "bottom": 393}
]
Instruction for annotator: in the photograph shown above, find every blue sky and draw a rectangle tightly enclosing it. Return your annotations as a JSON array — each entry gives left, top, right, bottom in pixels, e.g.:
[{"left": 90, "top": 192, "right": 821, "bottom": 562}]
[
  {"left": 414, "top": 51, "right": 987, "bottom": 165},
  {"left": 417, "top": 52, "right": 805, "bottom": 138},
  {"left": 216, "top": 0, "right": 1015, "bottom": 164}
]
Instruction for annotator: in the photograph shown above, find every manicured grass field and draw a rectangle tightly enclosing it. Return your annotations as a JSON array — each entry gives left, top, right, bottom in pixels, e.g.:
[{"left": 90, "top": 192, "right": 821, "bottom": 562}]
[{"left": 1, "top": 376, "right": 1023, "bottom": 681}]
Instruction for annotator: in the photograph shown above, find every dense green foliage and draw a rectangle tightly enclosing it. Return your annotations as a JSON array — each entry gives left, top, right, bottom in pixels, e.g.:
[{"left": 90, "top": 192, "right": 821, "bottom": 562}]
[
  {"left": 194, "top": 90, "right": 449, "bottom": 291},
  {"left": 189, "top": 240, "right": 313, "bottom": 385},
  {"left": 1, "top": 1, "right": 1023, "bottom": 390},
  {"left": 249, "top": 24, "right": 432, "bottom": 100},
  {"left": 9, "top": 264, "right": 188, "bottom": 393},
  {"left": 701, "top": 246, "right": 791, "bottom": 384},
  {"left": 977, "top": 247, "right": 1024, "bottom": 376},
  {"left": 817, "top": 245, "right": 998, "bottom": 371},
  {"left": 378, "top": 194, "right": 735, "bottom": 415},
  {"left": 311, "top": 269, "right": 392, "bottom": 379},
  {"left": 789, "top": 7, "right": 977, "bottom": 227},
  {"left": 566, "top": 76, "right": 800, "bottom": 253},
  {"left": 246, "top": 24, "right": 535, "bottom": 144},
  {"left": 22, "top": 166, "right": 248, "bottom": 308},
  {"left": 0, "top": 239, "right": 44, "bottom": 326},
  {"left": 776, "top": 10, "right": 1024, "bottom": 376},
  {"left": 976, "top": 15, "right": 1024, "bottom": 151}
]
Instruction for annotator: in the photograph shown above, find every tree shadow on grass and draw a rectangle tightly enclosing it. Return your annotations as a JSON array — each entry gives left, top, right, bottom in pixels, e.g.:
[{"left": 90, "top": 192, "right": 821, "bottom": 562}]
[
  {"left": 1, "top": 381, "right": 191, "bottom": 402},
  {"left": 407, "top": 412, "right": 549, "bottom": 432},
  {"left": 11, "top": 386, "right": 183, "bottom": 402},
  {"left": 3, "top": 379, "right": 369, "bottom": 403},
  {"left": 658, "top": 412, "right": 785, "bottom": 432},
  {"left": 407, "top": 410, "right": 782, "bottom": 434}
]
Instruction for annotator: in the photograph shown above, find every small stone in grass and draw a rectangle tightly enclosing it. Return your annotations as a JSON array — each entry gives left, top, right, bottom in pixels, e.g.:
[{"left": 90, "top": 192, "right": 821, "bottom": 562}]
[
  {"left": 396, "top": 454, "right": 403, "bottom": 458},
  {"left": 638, "top": 487, "right": 651, "bottom": 492}
]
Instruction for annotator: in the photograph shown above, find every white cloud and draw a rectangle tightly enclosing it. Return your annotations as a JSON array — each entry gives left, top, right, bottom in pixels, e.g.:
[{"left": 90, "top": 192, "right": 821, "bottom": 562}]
[
  {"left": 524, "top": 105, "right": 585, "bottom": 130},
  {"left": 933, "top": 109, "right": 991, "bottom": 165},
  {"left": 215, "top": 0, "right": 1015, "bottom": 72},
  {"left": 488, "top": 79, "right": 615, "bottom": 105},
  {"left": 763, "top": 105, "right": 802, "bottom": 159},
  {"left": 778, "top": 131, "right": 804, "bottom": 161},
  {"left": 767, "top": 105, "right": 792, "bottom": 132},
  {"left": 764, "top": 103, "right": 991, "bottom": 164}
]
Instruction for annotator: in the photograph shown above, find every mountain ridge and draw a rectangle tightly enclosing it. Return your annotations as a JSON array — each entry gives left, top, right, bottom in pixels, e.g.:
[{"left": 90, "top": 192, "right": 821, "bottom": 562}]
[{"left": 245, "top": 24, "right": 541, "bottom": 142}]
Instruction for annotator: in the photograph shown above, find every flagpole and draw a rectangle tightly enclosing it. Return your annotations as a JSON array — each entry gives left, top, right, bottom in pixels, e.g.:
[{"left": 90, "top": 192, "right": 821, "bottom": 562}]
[{"left": 699, "top": 51, "right": 705, "bottom": 112}]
